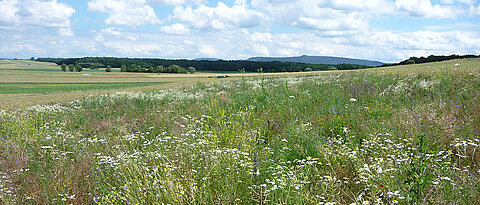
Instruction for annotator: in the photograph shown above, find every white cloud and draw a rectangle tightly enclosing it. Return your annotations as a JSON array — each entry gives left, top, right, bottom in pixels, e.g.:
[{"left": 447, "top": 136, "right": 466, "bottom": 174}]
[
  {"left": 21, "top": 0, "right": 75, "bottom": 28},
  {"left": 127, "top": 36, "right": 137, "bottom": 41},
  {"left": 251, "top": 0, "right": 393, "bottom": 34},
  {"left": 0, "top": 0, "right": 19, "bottom": 27},
  {"left": 457, "top": 0, "right": 476, "bottom": 5},
  {"left": 172, "top": 1, "right": 265, "bottom": 30},
  {"left": 0, "top": 43, "right": 42, "bottom": 53},
  {"left": 0, "top": 0, "right": 75, "bottom": 35},
  {"left": 198, "top": 45, "right": 217, "bottom": 57},
  {"left": 95, "top": 34, "right": 105, "bottom": 42},
  {"left": 395, "top": 0, "right": 457, "bottom": 18},
  {"left": 101, "top": 27, "right": 122, "bottom": 36},
  {"left": 88, "top": 0, "right": 161, "bottom": 27},
  {"left": 147, "top": 0, "right": 205, "bottom": 6},
  {"left": 250, "top": 32, "right": 273, "bottom": 43},
  {"left": 58, "top": 28, "right": 74, "bottom": 36},
  {"left": 294, "top": 11, "right": 369, "bottom": 31},
  {"left": 470, "top": 4, "right": 480, "bottom": 15},
  {"left": 160, "top": 23, "right": 191, "bottom": 35},
  {"left": 251, "top": 43, "right": 270, "bottom": 56}
]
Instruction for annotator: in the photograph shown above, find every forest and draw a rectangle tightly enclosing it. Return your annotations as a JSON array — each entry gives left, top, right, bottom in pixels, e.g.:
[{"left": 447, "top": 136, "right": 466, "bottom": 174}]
[
  {"left": 36, "top": 57, "right": 370, "bottom": 73},
  {"left": 388, "top": 54, "right": 480, "bottom": 66}
]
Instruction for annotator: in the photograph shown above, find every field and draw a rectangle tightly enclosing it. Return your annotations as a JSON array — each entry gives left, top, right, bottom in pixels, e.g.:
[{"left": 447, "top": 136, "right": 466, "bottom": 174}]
[
  {"left": 1, "top": 58, "right": 480, "bottom": 204},
  {"left": 0, "top": 60, "right": 315, "bottom": 110}
]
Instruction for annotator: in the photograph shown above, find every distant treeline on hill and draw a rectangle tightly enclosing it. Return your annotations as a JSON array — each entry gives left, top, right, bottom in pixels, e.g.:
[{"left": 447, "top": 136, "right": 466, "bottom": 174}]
[
  {"left": 36, "top": 57, "right": 370, "bottom": 73},
  {"left": 383, "top": 54, "right": 480, "bottom": 67}
]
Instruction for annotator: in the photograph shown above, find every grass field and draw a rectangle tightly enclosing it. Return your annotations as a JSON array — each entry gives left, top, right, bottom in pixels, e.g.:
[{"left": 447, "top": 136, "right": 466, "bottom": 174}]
[
  {"left": 0, "top": 60, "right": 237, "bottom": 109},
  {"left": 1, "top": 58, "right": 480, "bottom": 204},
  {"left": 0, "top": 60, "right": 339, "bottom": 109}
]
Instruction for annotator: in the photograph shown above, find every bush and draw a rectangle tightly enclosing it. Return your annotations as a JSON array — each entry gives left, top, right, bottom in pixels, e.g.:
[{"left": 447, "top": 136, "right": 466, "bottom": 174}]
[
  {"left": 303, "top": 67, "right": 313, "bottom": 72},
  {"left": 187, "top": 67, "right": 196, "bottom": 74},
  {"left": 75, "top": 64, "right": 83, "bottom": 72},
  {"left": 106, "top": 65, "right": 112, "bottom": 72}
]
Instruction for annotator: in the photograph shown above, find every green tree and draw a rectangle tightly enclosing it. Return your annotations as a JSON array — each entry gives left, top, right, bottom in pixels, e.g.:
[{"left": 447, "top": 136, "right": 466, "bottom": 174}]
[
  {"left": 187, "top": 67, "right": 196, "bottom": 74},
  {"left": 121, "top": 65, "right": 127, "bottom": 72},
  {"left": 303, "top": 67, "right": 313, "bottom": 72},
  {"left": 156, "top": 65, "right": 164, "bottom": 73},
  {"left": 68, "top": 64, "right": 75, "bottom": 72},
  {"left": 61, "top": 63, "right": 67, "bottom": 72},
  {"left": 166, "top": 65, "right": 187, "bottom": 73},
  {"left": 106, "top": 65, "right": 112, "bottom": 72},
  {"left": 75, "top": 64, "right": 83, "bottom": 72},
  {"left": 406, "top": 59, "right": 416, "bottom": 64}
]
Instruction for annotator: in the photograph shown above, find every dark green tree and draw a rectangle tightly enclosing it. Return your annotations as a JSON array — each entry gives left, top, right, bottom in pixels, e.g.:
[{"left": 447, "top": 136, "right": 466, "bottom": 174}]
[
  {"left": 106, "top": 65, "right": 112, "bottom": 72},
  {"left": 75, "top": 64, "right": 83, "bottom": 72},
  {"left": 61, "top": 63, "right": 67, "bottom": 72},
  {"left": 68, "top": 64, "right": 75, "bottom": 72}
]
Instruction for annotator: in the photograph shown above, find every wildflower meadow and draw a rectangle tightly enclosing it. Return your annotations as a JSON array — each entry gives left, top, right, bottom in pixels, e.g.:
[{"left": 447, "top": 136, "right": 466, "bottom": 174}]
[{"left": 1, "top": 61, "right": 480, "bottom": 204}]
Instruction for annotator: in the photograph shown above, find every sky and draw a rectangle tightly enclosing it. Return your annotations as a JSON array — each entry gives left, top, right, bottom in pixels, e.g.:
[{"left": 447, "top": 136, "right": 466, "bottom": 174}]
[{"left": 0, "top": 0, "right": 479, "bottom": 62}]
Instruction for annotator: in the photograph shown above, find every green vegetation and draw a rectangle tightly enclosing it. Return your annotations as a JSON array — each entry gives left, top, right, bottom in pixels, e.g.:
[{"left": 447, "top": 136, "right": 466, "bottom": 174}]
[
  {"left": 248, "top": 55, "right": 385, "bottom": 66},
  {"left": 1, "top": 59, "right": 479, "bottom": 204},
  {"left": 384, "top": 54, "right": 480, "bottom": 67},
  {"left": 0, "top": 82, "right": 163, "bottom": 94},
  {"left": 36, "top": 57, "right": 371, "bottom": 73},
  {"left": 68, "top": 64, "right": 74, "bottom": 72}
]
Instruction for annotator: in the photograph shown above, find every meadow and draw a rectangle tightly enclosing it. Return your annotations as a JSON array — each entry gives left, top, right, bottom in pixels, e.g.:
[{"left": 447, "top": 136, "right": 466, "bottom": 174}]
[{"left": 0, "top": 58, "right": 480, "bottom": 204}]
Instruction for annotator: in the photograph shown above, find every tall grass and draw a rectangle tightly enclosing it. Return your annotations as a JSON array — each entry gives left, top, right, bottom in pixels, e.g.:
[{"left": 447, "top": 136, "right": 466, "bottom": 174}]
[{"left": 1, "top": 63, "right": 479, "bottom": 204}]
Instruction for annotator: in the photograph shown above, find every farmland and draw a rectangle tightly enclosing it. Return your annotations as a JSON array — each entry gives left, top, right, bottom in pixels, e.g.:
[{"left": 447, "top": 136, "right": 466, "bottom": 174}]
[{"left": 1, "top": 58, "right": 480, "bottom": 204}]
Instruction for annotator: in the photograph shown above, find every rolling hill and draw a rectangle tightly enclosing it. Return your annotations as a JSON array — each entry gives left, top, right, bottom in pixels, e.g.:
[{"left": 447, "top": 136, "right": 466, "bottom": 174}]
[{"left": 248, "top": 55, "right": 385, "bottom": 66}]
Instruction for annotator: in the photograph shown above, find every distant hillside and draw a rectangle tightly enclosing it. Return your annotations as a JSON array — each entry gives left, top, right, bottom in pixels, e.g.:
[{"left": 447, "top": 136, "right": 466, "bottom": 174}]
[
  {"left": 194, "top": 58, "right": 221, "bottom": 61},
  {"left": 248, "top": 55, "right": 384, "bottom": 66}
]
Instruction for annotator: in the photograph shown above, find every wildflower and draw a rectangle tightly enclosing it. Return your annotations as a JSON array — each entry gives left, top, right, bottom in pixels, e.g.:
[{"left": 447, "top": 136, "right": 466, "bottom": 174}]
[
  {"left": 441, "top": 177, "right": 451, "bottom": 181},
  {"left": 378, "top": 184, "right": 384, "bottom": 188},
  {"left": 350, "top": 98, "right": 357, "bottom": 102}
]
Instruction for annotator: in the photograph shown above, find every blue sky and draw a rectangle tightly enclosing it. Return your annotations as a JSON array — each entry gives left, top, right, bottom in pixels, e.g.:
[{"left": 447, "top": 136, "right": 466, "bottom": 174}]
[{"left": 0, "top": 0, "right": 479, "bottom": 62}]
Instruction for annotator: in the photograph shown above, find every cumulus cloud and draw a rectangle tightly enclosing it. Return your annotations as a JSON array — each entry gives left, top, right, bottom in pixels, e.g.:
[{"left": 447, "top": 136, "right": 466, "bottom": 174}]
[
  {"left": 251, "top": 0, "right": 393, "bottom": 34},
  {"left": 250, "top": 32, "right": 273, "bottom": 43},
  {"left": 101, "top": 27, "right": 122, "bottom": 36},
  {"left": 172, "top": 1, "right": 265, "bottom": 30},
  {"left": 0, "top": 0, "right": 75, "bottom": 35},
  {"left": 198, "top": 45, "right": 217, "bottom": 57},
  {"left": 0, "top": 0, "right": 20, "bottom": 27},
  {"left": 88, "top": 0, "right": 161, "bottom": 26},
  {"left": 160, "top": 23, "right": 191, "bottom": 35},
  {"left": 147, "top": 0, "right": 205, "bottom": 6},
  {"left": 395, "top": 0, "right": 457, "bottom": 18},
  {"left": 470, "top": 4, "right": 480, "bottom": 15},
  {"left": 251, "top": 43, "right": 270, "bottom": 56},
  {"left": 456, "top": 0, "right": 476, "bottom": 5}
]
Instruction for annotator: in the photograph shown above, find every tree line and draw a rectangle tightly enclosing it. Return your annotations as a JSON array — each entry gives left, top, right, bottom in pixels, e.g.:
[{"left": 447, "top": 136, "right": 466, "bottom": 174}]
[
  {"left": 36, "top": 57, "right": 370, "bottom": 73},
  {"left": 380, "top": 54, "right": 480, "bottom": 67}
]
